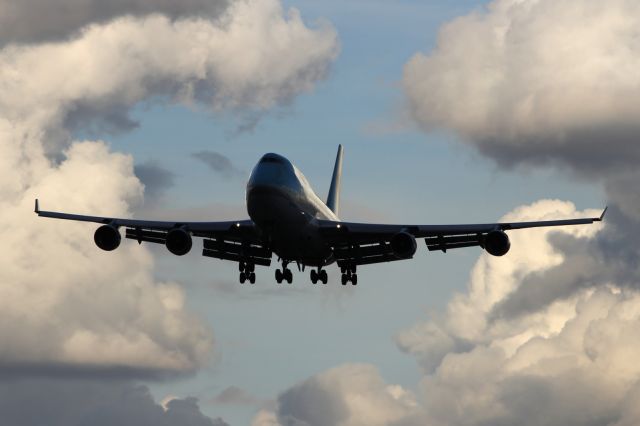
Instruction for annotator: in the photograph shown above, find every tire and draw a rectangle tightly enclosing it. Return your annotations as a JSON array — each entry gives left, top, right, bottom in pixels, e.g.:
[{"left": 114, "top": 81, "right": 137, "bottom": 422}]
[
  {"left": 320, "top": 270, "right": 328, "bottom": 284},
  {"left": 249, "top": 273, "right": 256, "bottom": 284},
  {"left": 285, "top": 269, "right": 293, "bottom": 284},
  {"left": 310, "top": 269, "right": 317, "bottom": 284},
  {"left": 352, "top": 274, "right": 358, "bottom": 285},
  {"left": 239, "top": 272, "right": 246, "bottom": 284},
  {"left": 341, "top": 274, "right": 347, "bottom": 285},
  {"left": 239, "top": 262, "right": 245, "bottom": 272},
  {"left": 275, "top": 269, "right": 283, "bottom": 284}
]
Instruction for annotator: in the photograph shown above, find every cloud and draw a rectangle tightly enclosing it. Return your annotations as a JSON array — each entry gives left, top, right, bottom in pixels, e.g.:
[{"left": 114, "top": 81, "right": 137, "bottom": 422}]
[
  {"left": 266, "top": 364, "right": 419, "bottom": 426},
  {"left": 263, "top": 202, "right": 640, "bottom": 426},
  {"left": 0, "top": 378, "right": 228, "bottom": 426},
  {"left": 0, "top": 0, "right": 229, "bottom": 45},
  {"left": 403, "top": 0, "right": 640, "bottom": 175},
  {"left": 0, "top": 0, "right": 338, "bottom": 375},
  {"left": 192, "top": 151, "right": 244, "bottom": 179},
  {"left": 135, "top": 161, "right": 176, "bottom": 199}
]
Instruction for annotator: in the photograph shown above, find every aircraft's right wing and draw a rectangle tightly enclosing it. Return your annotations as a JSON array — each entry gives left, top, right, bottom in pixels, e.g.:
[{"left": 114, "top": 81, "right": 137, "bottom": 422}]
[
  {"left": 318, "top": 208, "right": 607, "bottom": 267},
  {"left": 34, "top": 199, "right": 272, "bottom": 266}
]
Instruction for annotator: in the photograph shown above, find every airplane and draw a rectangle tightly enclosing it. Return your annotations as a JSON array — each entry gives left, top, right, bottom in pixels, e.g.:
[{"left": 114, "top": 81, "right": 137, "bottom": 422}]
[{"left": 35, "top": 145, "right": 606, "bottom": 285}]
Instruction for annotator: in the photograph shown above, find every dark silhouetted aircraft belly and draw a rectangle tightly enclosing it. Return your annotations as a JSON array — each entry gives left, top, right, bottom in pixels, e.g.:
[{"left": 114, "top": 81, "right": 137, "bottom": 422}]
[{"left": 247, "top": 185, "right": 332, "bottom": 265}]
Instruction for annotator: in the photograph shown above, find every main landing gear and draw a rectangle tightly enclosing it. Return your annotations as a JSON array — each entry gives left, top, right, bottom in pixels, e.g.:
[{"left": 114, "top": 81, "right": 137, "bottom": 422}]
[
  {"left": 275, "top": 263, "right": 293, "bottom": 284},
  {"left": 310, "top": 268, "right": 328, "bottom": 284},
  {"left": 239, "top": 261, "right": 256, "bottom": 284},
  {"left": 340, "top": 264, "right": 357, "bottom": 286}
]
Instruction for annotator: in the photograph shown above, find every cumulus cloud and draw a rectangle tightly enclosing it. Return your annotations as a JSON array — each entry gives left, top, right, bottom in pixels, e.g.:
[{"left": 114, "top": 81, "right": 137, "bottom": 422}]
[
  {"left": 1, "top": 1, "right": 338, "bottom": 156},
  {"left": 0, "top": 0, "right": 338, "bottom": 375},
  {"left": 0, "top": 0, "right": 229, "bottom": 45},
  {"left": 392, "top": 201, "right": 640, "bottom": 426},
  {"left": 256, "top": 364, "right": 419, "bottom": 426},
  {"left": 403, "top": 0, "right": 640, "bottom": 173},
  {"left": 192, "top": 151, "right": 244, "bottom": 179},
  {"left": 265, "top": 202, "right": 640, "bottom": 426},
  {"left": 0, "top": 378, "right": 227, "bottom": 426}
]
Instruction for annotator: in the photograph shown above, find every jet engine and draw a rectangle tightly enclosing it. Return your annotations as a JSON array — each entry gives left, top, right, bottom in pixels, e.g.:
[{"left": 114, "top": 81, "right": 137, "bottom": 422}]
[
  {"left": 484, "top": 230, "right": 511, "bottom": 256},
  {"left": 166, "top": 228, "right": 192, "bottom": 256},
  {"left": 390, "top": 232, "right": 417, "bottom": 259},
  {"left": 94, "top": 225, "right": 121, "bottom": 251}
]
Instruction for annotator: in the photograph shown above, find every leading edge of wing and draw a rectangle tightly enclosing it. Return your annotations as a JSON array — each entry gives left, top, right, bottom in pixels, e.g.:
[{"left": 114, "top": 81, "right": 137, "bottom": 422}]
[
  {"left": 318, "top": 207, "right": 607, "bottom": 238},
  {"left": 34, "top": 199, "right": 254, "bottom": 233}
]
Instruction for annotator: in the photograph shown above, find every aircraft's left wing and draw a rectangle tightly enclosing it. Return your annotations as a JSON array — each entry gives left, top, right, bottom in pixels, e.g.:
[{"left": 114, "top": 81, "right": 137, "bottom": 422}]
[
  {"left": 318, "top": 208, "right": 606, "bottom": 267},
  {"left": 35, "top": 199, "right": 271, "bottom": 266}
]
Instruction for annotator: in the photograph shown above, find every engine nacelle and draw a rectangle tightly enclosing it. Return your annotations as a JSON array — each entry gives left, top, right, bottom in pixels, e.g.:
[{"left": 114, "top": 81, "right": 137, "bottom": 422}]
[
  {"left": 94, "top": 225, "right": 121, "bottom": 251},
  {"left": 484, "top": 230, "right": 511, "bottom": 257},
  {"left": 166, "top": 228, "right": 192, "bottom": 256},
  {"left": 390, "top": 232, "right": 417, "bottom": 259}
]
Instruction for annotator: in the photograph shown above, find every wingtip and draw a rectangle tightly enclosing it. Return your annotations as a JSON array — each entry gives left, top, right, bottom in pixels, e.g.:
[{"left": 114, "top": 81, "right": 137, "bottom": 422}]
[
  {"left": 34, "top": 198, "right": 39, "bottom": 214},
  {"left": 597, "top": 206, "right": 608, "bottom": 221}
]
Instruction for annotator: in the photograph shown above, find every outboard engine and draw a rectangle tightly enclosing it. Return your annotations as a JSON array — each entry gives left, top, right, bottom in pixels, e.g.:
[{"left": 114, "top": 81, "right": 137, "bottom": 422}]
[
  {"left": 166, "top": 228, "right": 192, "bottom": 256},
  {"left": 484, "top": 230, "right": 511, "bottom": 256},
  {"left": 390, "top": 232, "right": 417, "bottom": 259},
  {"left": 94, "top": 225, "right": 121, "bottom": 251}
]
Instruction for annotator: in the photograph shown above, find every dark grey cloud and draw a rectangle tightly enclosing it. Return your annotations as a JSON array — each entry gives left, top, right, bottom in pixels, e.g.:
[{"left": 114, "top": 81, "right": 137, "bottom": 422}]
[
  {"left": 192, "top": 151, "right": 244, "bottom": 179},
  {"left": 0, "top": 0, "right": 229, "bottom": 45},
  {"left": 0, "top": 378, "right": 227, "bottom": 426},
  {"left": 135, "top": 161, "right": 176, "bottom": 199}
]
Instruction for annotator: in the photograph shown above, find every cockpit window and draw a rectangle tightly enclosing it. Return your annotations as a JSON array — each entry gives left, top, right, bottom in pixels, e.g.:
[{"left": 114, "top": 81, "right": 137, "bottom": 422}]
[{"left": 260, "top": 156, "right": 283, "bottom": 164}]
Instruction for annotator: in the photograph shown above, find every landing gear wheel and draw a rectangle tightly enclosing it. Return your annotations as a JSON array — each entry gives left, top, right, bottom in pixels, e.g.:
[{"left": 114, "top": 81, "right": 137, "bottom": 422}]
[
  {"left": 351, "top": 274, "right": 358, "bottom": 285},
  {"left": 320, "top": 269, "right": 328, "bottom": 284},
  {"left": 310, "top": 269, "right": 318, "bottom": 284},
  {"left": 284, "top": 268, "right": 293, "bottom": 284},
  {"left": 249, "top": 272, "right": 256, "bottom": 284},
  {"left": 341, "top": 274, "right": 348, "bottom": 285},
  {"left": 239, "top": 262, "right": 245, "bottom": 272},
  {"left": 275, "top": 269, "right": 283, "bottom": 284},
  {"left": 239, "top": 272, "right": 246, "bottom": 284},
  {"left": 247, "top": 263, "right": 255, "bottom": 273}
]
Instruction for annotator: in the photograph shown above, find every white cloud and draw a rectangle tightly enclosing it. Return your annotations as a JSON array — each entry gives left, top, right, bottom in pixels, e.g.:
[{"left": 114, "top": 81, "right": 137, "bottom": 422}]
[
  {"left": 268, "top": 201, "right": 640, "bottom": 426},
  {"left": 403, "top": 0, "right": 640, "bottom": 171},
  {"left": 266, "top": 364, "right": 418, "bottom": 426},
  {"left": 0, "top": 0, "right": 338, "bottom": 374}
]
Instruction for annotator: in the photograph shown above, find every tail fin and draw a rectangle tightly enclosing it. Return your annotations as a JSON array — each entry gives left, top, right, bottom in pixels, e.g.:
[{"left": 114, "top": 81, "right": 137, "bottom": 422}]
[{"left": 326, "top": 145, "right": 343, "bottom": 215}]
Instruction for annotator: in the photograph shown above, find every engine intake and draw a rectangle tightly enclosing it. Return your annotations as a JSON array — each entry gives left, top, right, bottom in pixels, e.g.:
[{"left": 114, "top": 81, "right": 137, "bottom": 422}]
[
  {"left": 94, "top": 225, "right": 121, "bottom": 251},
  {"left": 484, "top": 230, "right": 511, "bottom": 257},
  {"left": 166, "top": 228, "right": 192, "bottom": 256},
  {"left": 390, "top": 232, "right": 417, "bottom": 259}
]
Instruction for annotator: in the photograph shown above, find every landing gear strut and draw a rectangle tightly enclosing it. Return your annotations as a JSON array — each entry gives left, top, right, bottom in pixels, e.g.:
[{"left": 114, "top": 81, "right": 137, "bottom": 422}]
[
  {"left": 239, "top": 261, "right": 256, "bottom": 284},
  {"left": 340, "top": 264, "right": 357, "bottom": 286},
  {"left": 275, "top": 262, "right": 293, "bottom": 284},
  {"left": 310, "top": 268, "right": 328, "bottom": 284}
]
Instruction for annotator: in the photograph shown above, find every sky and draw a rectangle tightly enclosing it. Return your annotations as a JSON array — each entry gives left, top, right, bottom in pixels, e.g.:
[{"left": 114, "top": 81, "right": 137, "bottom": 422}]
[{"left": 3, "top": 0, "right": 640, "bottom": 425}]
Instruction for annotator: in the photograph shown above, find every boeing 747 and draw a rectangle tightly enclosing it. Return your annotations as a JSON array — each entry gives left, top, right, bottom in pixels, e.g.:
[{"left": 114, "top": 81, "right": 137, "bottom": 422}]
[{"left": 36, "top": 146, "right": 606, "bottom": 285}]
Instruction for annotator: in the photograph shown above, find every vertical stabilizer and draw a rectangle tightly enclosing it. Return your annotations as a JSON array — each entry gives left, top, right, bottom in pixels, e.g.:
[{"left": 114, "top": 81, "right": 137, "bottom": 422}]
[{"left": 326, "top": 145, "right": 343, "bottom": 215}]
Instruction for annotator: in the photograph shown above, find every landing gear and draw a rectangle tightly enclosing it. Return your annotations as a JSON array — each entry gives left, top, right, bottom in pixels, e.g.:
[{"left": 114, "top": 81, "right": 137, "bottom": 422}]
[
  {"left": 275, "top": 265, "right": 293, "bottom": 284},
  {"left": 310, "top": 268, "right": 328, "bottom": 284},
  {"left": 340, "top": 264, "right": 357, "bottom": 285},
  {"left": 239, "top": 262, "right": 256, "bottom": 284}
]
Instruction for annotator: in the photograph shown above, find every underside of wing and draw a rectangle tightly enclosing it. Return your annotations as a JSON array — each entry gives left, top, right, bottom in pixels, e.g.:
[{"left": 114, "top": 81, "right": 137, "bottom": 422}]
[
  {"left": 35, "top": 199, "right": 272, "bottom": 267},
  {"left": 319, "top": 208, "right": 606, "bottom": 265}
]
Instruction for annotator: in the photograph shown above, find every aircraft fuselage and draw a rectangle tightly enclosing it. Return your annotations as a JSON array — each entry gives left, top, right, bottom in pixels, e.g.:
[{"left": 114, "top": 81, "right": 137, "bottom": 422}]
[{"left": 246, "top": 153, "right": 337, "bottom": 266}]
